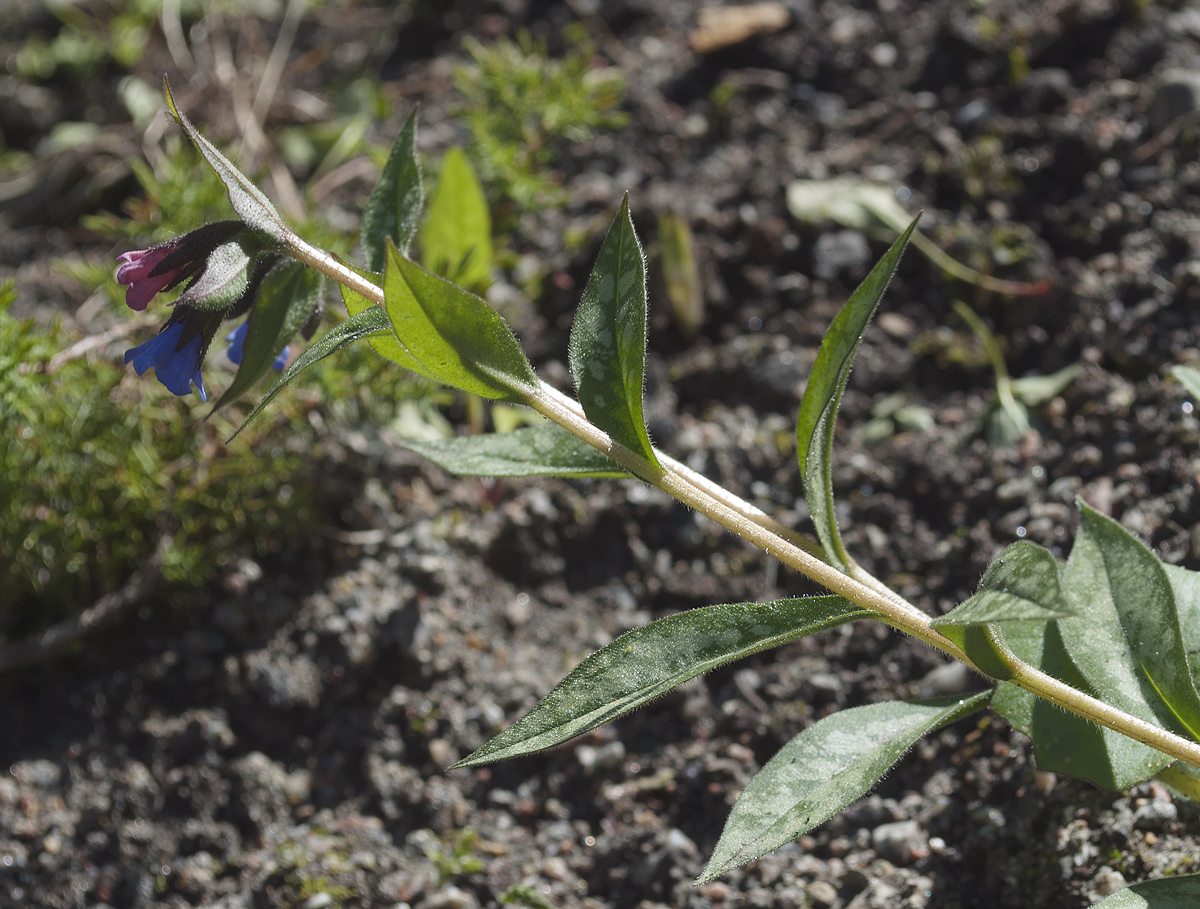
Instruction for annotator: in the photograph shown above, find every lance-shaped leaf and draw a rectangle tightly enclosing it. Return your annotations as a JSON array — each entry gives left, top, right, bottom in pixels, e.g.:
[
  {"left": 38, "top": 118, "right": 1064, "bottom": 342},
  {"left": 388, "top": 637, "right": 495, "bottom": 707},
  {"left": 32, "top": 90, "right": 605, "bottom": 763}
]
[
  {"left": 698, "top": 692, "right": 990, "bottom": 884},
  {"left": 361, "top": 109, "right": 423, "bottom": 270},
  {"left": 420, "top": 147, "right": 492, "bottom": 292},
  {"left": 213, "top": 261, "right": 319, "bottom": 410},
  {"left": 339, "top": 266, "right": 432, "bottom": 378},
  {"left": 398, "top": 424, "right": 629, "bottom": 478},
  {"left": 456, "top": 596, "right": 870, "bottom": 766},
  {"left": 1059, "top": 502, "right": 1200, "bottom": 741},
  {"left": 384, "top": 241, "right": 538, "bottom": 402},
  {"left": 933, "top": 541, "right": 1073, "bottom": 626},
  {"left": 1091, "top": 876, "right": 1200, "bottom": 909},
  {"left": 163, "top": 77, "right": 289, "bottom": 243},
  {"left": 796, "top": 217, "right": 918, "bottom": 569},
  {"left": 230, "top": 306, "right": 393, "bottom": 440},
  {"left": 992, "top": 620, "right": 1173, "bottom": 789},
  {"left": 568, "top": 195, "right": 658, "bottom": 466}
]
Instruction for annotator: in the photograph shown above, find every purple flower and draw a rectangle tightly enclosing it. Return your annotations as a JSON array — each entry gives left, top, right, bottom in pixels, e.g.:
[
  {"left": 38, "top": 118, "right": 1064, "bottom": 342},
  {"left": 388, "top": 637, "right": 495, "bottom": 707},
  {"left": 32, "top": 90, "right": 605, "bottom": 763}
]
[
  {"left": 225, "top": 321, "right": 290, "bottom": 371},
  {"left": 116, "top": 245, "right": 192, "bottom": 311},
  {"left": 115, "top": 221, "right": 248, "bottom": 312},
  {"left": 124, "top": 321, "right": 208, "bottom": 401}
]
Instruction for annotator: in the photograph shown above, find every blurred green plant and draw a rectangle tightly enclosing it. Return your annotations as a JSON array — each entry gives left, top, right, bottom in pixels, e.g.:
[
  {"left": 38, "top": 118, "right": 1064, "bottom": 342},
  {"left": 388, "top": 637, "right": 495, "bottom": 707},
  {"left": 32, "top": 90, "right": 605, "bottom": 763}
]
[
  {"left": 455, "top": 24, "right": 628, "bottom": 219},
  {"left": 0, "top": 274, "right": 433, "bottom": 637},
  {"left": 420, "top": 147, "right": 493, "bottom": 294},
  {"left": 952, "top": 301, "right": 1080, "bottom": 445},
  {"left": 11, "top": 0, "right": 180, "bottom": 80},
  {"left": 785, "top": 177, "right": 1051, "bottom": 296},
  {"left": 657, "top": 211, "right": 704, "bottom": 339},
  {"left": 279, "top": 77, "right": 389, "bottom": 182},
  {"left": 0, "top": 282, "right": 305, "bottom": 634},
  {"left": 858, "top": 391, "right": 934, "bottom": 446},
  {"left": 84, "top": 134, "right": 233, "bottom": 244},
  {"left": 422, "top": 828, "right": 486, "bottom": 886},
  {"left": 499, "top": 884, "right": 557, "bottom": 909}
]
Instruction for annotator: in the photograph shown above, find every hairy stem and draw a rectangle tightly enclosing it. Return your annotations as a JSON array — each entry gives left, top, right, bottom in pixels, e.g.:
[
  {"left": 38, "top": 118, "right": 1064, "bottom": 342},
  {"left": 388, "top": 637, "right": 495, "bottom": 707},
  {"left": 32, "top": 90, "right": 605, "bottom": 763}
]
[
  {"left": 292, "top": 238, "right": 1200, "bottom": 772},
  {"left": 527, "top": 388, "right": 1200, "bottom": 771}
]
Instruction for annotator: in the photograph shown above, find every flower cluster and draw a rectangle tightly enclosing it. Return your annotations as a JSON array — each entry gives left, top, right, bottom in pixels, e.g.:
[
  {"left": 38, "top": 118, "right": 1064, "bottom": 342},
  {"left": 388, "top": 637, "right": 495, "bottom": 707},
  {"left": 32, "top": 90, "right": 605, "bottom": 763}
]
[{"left": 118, "top": 223, "right": 291, "bottom": 399}]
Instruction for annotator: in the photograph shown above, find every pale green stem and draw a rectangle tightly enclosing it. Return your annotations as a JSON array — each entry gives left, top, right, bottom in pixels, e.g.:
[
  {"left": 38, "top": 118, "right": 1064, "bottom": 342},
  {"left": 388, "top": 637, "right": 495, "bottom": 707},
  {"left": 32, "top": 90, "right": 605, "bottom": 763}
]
[{"left": 287, "top": 236, "right": 1200, "bottom": 773}]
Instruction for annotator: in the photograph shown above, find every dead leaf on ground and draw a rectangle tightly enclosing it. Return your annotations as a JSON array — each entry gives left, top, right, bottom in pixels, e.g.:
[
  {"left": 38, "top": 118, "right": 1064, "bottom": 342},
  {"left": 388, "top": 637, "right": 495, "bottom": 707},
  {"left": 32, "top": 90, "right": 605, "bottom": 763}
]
[{"left": 688, "top": 2, "right": 791, "bottom": 54}]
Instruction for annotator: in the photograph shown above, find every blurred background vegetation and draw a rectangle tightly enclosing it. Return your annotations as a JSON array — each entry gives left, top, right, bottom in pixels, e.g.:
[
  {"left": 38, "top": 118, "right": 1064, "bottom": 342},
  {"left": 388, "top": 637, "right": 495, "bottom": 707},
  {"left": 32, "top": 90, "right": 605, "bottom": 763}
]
[{"left": 0, "top": 0, "right": 628, "bottom": 640}]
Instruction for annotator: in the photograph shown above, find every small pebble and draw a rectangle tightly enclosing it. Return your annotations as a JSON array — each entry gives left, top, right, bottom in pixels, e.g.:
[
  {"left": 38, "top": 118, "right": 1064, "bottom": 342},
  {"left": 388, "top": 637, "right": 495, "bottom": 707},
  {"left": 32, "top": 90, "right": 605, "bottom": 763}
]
[
  {"left": 427, "top": 738, "right": 456, "bottom": 769},
  {"left": 726, "top": 743, "right": 755, "bottom": 763},
  {"left": 700, "top": 881, "right": 732, "bottom": 901},
  {"left": 665, "top": 828, "right": 698, "bottom": 857},
  {"left": 871, "top": 819, "right": 928, "bottom": 864},
  {"left": 422, "top": 885, "right": 477, "bottom": 909},
  {"left": 807, "top": 879, "right": 838, "bottom": 907},
  {"left": 1093, "top": 866, "right": 1127, "bottom": 897}
]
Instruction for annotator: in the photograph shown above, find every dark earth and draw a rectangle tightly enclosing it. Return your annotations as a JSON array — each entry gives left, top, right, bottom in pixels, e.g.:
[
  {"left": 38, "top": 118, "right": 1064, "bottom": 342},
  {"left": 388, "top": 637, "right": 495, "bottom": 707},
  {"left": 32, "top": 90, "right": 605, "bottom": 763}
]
[{"left": 4, "top": 0, "right": 1200, "bottom": 907}]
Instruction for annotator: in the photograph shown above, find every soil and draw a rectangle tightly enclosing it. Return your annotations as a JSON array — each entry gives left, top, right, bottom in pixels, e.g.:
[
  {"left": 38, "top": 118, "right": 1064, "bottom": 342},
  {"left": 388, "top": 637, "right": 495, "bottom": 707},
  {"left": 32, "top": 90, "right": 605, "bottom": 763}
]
[{"left": 3, "top": 1, "right": 1200, "bottom": 907}]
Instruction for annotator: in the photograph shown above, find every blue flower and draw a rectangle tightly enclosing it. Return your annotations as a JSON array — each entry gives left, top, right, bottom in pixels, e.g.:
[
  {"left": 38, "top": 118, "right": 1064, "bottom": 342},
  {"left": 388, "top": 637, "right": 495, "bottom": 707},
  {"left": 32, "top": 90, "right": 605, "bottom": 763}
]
[
  {"left": 225, "top": 321, "right": 290, "bottom": 371},
  {"left": 124, "top": 321, "right": 208, "bottom": 401}
]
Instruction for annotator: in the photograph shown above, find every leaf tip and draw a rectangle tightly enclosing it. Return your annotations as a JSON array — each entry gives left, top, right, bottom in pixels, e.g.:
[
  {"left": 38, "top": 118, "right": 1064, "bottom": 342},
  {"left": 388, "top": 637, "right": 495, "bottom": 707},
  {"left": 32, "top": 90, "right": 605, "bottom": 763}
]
[
  {"left": 162, "top": 75, "right": 184, "bottom": 124},
  {"left": 693, "top": 862, "right": 726, "bottom": 887}
]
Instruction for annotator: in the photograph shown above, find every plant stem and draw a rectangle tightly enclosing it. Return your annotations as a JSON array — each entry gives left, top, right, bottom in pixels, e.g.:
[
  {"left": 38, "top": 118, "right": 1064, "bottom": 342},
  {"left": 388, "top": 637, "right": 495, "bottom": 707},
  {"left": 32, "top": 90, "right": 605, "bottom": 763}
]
[
  {"left": 527, "top": 384, "right": 957, "bottom": 649},
  {"left": 527, "top": 382, "right": 1200, "bottom": 771},
  {"left": 291, "top": 239, "right": 1200, "bottom": 772},
  {"left": 284, "top": 231, "right": 383, "bottom": 302}
]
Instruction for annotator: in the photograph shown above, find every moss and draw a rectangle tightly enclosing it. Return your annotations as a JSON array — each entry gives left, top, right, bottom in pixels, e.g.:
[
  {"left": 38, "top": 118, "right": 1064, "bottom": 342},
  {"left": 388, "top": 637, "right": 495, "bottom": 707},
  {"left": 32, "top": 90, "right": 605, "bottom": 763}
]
[{"left": 0, "top": 277, "right": 429, "bottom": 637}]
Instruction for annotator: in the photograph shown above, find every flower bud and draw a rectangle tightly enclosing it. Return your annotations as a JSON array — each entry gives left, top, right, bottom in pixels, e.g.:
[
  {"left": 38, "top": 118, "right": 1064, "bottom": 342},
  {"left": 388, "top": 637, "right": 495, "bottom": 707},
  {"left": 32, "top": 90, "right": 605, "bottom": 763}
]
[{"left": 115, "top": 221, "right": 260, "bottom": 312}]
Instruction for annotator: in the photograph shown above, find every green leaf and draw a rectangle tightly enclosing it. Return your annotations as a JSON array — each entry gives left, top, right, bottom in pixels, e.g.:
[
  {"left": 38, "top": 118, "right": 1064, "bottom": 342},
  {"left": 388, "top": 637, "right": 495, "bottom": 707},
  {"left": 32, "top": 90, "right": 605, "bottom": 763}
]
[
  {"left": 456, "top": 596, "right": 870, "bottom": 766},
  {"left": 1170, "top": 364, "right": 1200, "bottom": 402},
  {"left": 786, "top": 178, "right": 907, "bottom": 233},
  {"left": 1091, "top": 876, "right": 1200, "bottom": 909},
  {"left": 568, "top": 195, "right": 658, "bottom": 466},
  {"left": 230, "top": 306, "right": 393, "bottom": 440},
  {"left": 162, "top": 77, "right": 289, "bottom": 243},
  {"left": 933, "top": 541, "right": 1073, "bottom": 626},
  {"left": 934, "top": 624, "right": 1015, "bottom": 682},
  {"left": 993, "top": 620, "right": 1173, "bottom": 788},
  {"left": 1059, "top": 502, "right": 1200, "bottom": 741},
  {"left": 1009, "top": 362, "right": 1082, "bottom": 406},
  {"left": 1163, "top": 564, "right": 1200, "bottom": 680},
  {"left": 658, "top": 211, "right": 704, "bottom": 339},
  {"left": 384, "top": 241, "right": 538, "bottom": 402},
  {"left": 993, "top": 502, "right": 1200, "bottom": 789},
  {"left": 698, "top": 692, "right": 991, "bottom": 884},
  {"left": 1157, "top": 761, "right": 1200, "bottom": 802},
  {"left": 930, "top": 541, "right": 1071, "bottom": 681},
  {"left": 795, "top": 217, "right": 918, "bottom": 569},
  {"left": 419, "top": 146, "right": 492, "bottom": 292},
  {"left": 361, "top": 109, "right": 423, "bottom": 270},
  {"left": 212, "top": 261, "right": 319, "bottom": 410},
  {"left": 398, "top": 424, "right": 629, "bottom": 478},
  {"left": 338, "top": 265, "right": 432, "bottom": 377}
]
